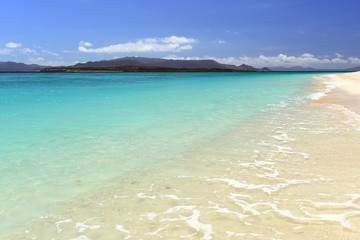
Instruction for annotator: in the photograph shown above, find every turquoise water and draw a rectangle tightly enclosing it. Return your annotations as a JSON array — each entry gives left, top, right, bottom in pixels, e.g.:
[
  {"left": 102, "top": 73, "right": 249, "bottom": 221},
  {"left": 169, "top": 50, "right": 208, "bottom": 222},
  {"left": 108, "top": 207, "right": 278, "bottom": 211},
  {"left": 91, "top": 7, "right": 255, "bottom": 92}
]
[{"left": 0, "top": 72, "right": 319, "bottom": 233}]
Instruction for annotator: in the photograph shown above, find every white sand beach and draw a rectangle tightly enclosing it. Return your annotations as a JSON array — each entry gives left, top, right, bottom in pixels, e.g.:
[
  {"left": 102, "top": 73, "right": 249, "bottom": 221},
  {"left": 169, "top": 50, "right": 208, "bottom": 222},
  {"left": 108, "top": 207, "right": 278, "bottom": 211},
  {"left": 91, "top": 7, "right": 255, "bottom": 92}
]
[{"left": 314, "top": 71, "right": 360, "bottom": 115}]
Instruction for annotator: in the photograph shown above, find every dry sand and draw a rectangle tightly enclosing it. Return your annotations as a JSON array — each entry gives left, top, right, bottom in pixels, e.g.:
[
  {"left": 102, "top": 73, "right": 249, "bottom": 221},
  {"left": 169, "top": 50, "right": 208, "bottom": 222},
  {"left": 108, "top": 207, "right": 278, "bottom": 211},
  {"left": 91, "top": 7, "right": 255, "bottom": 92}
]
[{"left": 314, "top": 71, "right": 360, "bottom": 114}]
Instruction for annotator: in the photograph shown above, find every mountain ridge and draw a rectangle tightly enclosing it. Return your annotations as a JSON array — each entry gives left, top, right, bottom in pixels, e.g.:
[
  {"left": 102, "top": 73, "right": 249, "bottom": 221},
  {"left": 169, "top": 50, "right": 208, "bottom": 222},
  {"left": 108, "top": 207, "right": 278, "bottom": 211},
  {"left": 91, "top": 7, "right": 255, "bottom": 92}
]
[
  {"left": 47, "top": 57, "right": 267, "bottom": 72},
  {"left": 0, "top": 61, "right": 46, "bottom": 72},
  {"left": 1, "top": 57, "right": 359, "bottom": 72}
]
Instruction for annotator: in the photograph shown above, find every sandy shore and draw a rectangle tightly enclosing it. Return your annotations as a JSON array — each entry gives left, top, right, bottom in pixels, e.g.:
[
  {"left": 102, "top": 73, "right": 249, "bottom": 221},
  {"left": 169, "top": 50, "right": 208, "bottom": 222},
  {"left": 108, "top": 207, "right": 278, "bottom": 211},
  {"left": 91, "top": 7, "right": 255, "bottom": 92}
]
[{"left": 314, "top": 71, "right": 360, "bottom": 114}]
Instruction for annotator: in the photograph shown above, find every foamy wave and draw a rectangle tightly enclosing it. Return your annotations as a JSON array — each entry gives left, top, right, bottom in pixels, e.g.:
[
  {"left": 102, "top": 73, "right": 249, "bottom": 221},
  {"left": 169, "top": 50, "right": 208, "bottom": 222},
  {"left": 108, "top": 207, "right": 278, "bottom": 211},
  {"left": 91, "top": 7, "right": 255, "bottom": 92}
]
[
  {"left": 271, "top": 131, "right": 295, "bottom": 142},
  {"left": 55, "top": 218, "right": 72, "bottom": 233},
  {"left": 310, "top": 75, "right": 345, "bottom": 100},
  {"left": 69, "top": 235, "right": 90, "bottom": 240},
  {"left": 309, "top": 92, "right": 326, "bottom": 100},
  {"left": 207, "top": 177, "right": 311, "bottom": 195},
  {"left": 329, "top": 104, "right": 360, "bottom": 130},
  {"left": 115, "top": 225, "right": 132, "bottom": 239},
  {"left": 145, "top": 224, "right": 169, "bottom": 237},
  {"left": 76, "top": 218, "right": 100, "bottom": 233},
  {"left": 160, "top": 206, "right": 213, "bottom": 239},
  {"left": 226, "top": 231, "right": 264, "bottom": 238},
  {"left": 209, "top": 186, "right": 360, "bottom": 230},
  {"left": 301, "top": 209, "right": 360, "bottom": 229}
]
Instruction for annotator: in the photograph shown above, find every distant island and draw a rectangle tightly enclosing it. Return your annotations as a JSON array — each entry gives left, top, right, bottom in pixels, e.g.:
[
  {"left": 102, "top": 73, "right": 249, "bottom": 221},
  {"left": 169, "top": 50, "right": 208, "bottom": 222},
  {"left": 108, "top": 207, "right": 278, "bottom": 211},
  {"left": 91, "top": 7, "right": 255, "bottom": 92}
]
[
  {"left": 41, "top": 57, "right": 271, "bottom": 72},
  {"left": 0, "top": 57, "right": 270, "bottom": 73},
  {"left": 0, "top": 61, "right": 46, "bottom": 72},
  {"left": 1, "top": 57, "right": 359, "bottom": 72}
]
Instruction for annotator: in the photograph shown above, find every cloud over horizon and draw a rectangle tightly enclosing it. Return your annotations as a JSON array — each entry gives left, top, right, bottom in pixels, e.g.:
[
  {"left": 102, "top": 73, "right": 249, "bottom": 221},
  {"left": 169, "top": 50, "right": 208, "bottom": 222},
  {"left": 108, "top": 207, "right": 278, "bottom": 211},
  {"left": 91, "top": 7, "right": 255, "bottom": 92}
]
[
  {"left": 0, "top": 43, "right": 37, "bottom": 56},
  {"left": 165, "top": 53, "right": 360, "bottom": 69},
  {"left": 2, "top": 40, "right": 360, "bottom": 69},
  {"left": 78, "top": 36, "right": 196, "bottom": 53},
  {"left": 27, "top": 57, "right": 67, "bottom": 67},
  {"left": 5, "top": 42, "right": 22, "bottom": 48}
]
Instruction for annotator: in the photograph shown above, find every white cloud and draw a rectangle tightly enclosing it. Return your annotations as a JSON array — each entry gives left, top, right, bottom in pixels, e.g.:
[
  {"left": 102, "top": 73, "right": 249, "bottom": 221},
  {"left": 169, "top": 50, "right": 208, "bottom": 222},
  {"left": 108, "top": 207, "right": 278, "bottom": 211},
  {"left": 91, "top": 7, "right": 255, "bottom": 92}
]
[
  {"left": 0, "top": 48, "right": 11, "bottom": 54},
  {"left": 349, "top": 57, "right": 360, "bottom": 65},
  {"left": 0, "top": 46, "right": 37, "bottom": 55},
  {"left": 170, "top": 54, "right": 331, "bottom": 67},
  {"left": 79, "top": 41, "right": 93, "bottom": 47},
  {"left": 41, "top": 49, "right": 59, "bottom": 56},
  {"left": 78, "top": 36, "right": 196, "bottom": 53},
  {"left": 163, "top": 55, "right": 202, "bottom": 61},
  {"left": 22, "top": 48, "right": 37, "bottom": 54},
  {"left": 331, "top": 57, "right": 348, "bottom": 64},
  {"left": 29, "top": 57, "right": 44, "bottom": 62},
  {"left": 177, "top": 45, "right": 193, "bottom": 50},
  {"left": 5, "top": 42, "right": 22, "bottom": 48},
  {"left": 212, "top": 54, "right": 341, "bottom": 67},
  {"left": 165, "top": 53, "right": 360, "bottom": 68},
  {"left": 218, "top": 40, "right": 225, "bottom": 44},
  {"left": 161, "top": 36, "right": 195, "bottom": 44},
  {"left": 301, "top": 53, "right": 314, "bottom": 58},
  {"left": 27, "top": 57, "right": 67, "bottom": 66},
  {"left": 225, "top": 30, "right": 240, "bottom": 35},
  {"left": 335, "top": 53, "right": 344, "bottom": 58}
]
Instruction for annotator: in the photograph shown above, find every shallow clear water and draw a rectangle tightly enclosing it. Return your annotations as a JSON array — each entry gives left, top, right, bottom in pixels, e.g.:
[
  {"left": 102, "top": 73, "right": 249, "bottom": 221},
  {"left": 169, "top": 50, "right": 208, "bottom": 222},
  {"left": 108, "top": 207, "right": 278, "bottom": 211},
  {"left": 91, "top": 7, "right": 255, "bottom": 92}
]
[{"left": 0, "top": 72, "right": 323, "bottom": 234}]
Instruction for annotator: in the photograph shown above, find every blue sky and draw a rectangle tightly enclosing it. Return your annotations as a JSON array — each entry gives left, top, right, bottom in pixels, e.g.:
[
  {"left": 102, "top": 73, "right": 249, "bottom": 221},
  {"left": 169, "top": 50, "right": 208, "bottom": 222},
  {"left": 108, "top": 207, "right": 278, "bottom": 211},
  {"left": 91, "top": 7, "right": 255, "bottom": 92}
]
[{"left": 1, "top": 0, "right": 360, "bottom": 68}]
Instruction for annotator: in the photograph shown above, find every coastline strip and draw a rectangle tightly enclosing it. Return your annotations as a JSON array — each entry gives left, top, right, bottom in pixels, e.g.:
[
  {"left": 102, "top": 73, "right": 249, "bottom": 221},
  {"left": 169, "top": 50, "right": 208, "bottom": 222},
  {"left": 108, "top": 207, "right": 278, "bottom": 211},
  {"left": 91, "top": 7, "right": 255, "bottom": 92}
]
[{"left": 312, "top": 71, "right": 360, "bottom": 115}]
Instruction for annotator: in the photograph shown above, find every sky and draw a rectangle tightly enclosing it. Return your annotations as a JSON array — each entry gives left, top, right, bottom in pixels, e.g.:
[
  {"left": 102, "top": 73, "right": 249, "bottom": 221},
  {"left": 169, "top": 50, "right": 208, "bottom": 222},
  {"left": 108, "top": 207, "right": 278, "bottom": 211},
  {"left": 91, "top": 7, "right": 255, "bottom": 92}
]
[{"left": 1, "top": 0, "right": 360, "bottom": 68}]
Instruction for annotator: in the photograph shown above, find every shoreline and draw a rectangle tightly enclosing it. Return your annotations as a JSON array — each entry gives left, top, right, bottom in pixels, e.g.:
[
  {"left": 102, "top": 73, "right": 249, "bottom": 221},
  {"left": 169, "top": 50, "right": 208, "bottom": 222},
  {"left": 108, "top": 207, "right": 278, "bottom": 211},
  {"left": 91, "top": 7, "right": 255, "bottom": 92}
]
[{"left": 313, "top": 71, "right": 360, "bottom": 115}]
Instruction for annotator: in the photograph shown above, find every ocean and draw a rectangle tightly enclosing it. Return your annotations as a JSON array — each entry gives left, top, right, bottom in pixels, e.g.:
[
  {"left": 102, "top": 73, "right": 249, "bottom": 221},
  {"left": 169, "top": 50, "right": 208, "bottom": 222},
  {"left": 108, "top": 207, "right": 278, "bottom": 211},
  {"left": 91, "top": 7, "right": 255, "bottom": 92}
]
[{"left": 1, "top": 72, "right": 360, "bottom": 239}]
